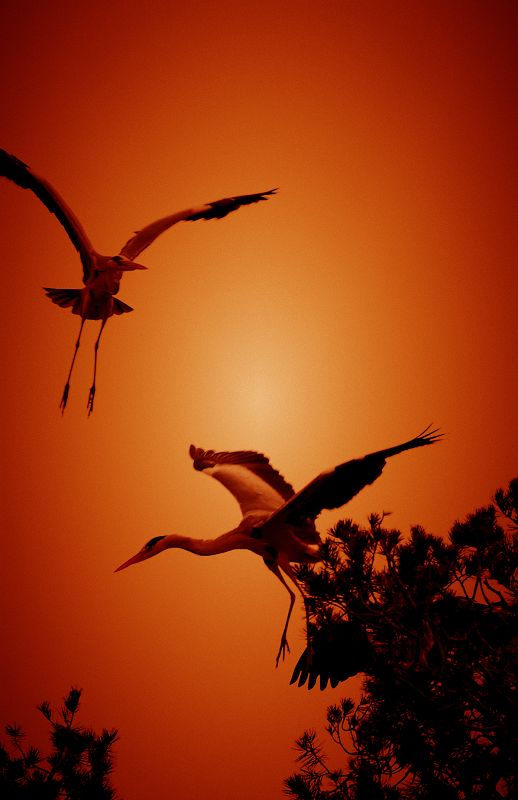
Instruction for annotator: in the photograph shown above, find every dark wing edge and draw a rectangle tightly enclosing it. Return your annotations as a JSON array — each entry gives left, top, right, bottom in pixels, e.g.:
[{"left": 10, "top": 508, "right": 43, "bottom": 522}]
[
  {"left": 367, "top": 424, "right": 443, "bottom": 460},
  {"left": 185, "top": 188, "right": 278, "bottom": 221},
  {"left": 189, "top": 444, "right": 295, "bottom": 501},
  {"left": 1, "top": 149, "right": 94, "bottom": 277},
  {"left": 270, "top": 426, "right": 443, "bottom": 525}
]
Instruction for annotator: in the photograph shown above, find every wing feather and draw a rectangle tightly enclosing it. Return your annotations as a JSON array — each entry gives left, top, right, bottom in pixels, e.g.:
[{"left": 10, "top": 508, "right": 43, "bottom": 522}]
[
  {"left": 290, "top": 620, "right": 373, "bottom": 690},
  {"left": 1, "top": 149, "right": 95, "bottom": 279},
  {"left": 119, "top": 188, "right": 277, "bottom": 260},
  {"left": 189, "top": 444, "right": 294, "bottom": 517},
  {"left": 269, "top": 427, "right": 443, "bottom": 525}
]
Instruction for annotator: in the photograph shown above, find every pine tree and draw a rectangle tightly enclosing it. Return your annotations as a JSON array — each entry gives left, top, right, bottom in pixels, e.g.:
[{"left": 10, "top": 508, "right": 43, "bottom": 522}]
[
  {"left": 0, "top": 688, "right": 119, "bottom": 799},
  {"left": 286, "top": 479, "right": 517, "bottom": 799}
]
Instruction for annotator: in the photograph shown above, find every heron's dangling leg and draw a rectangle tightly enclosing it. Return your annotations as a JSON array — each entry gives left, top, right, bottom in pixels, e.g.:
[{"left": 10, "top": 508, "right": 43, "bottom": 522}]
[
  {"left": 280, "top": 562, "right": 315, "bottom": 664},
  {"left": 87, "top": 317, "right": 107, "bottom": 415},
  {"left": 60, "top": 317, "right": 86, "bottom": 413},
  {"left": 267, "top": 563, "right": 296, "bottom": 667}
]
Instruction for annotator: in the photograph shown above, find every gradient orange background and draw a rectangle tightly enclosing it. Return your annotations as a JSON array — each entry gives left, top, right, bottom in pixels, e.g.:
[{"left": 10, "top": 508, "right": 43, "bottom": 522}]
[{"left": 1, "top": 2, "right": 517, "bottom": 798}]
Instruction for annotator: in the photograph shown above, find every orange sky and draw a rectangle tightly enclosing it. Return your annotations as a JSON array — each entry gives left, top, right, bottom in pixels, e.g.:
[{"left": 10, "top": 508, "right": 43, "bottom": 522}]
[{"left": 1, "top": 2, "right": 517, "bottom": 798}]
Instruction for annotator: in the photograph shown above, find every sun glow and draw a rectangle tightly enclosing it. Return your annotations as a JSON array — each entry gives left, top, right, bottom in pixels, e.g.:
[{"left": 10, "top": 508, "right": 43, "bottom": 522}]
[{"left": 2, "top": 4, "right": 517, "bottom": 800}]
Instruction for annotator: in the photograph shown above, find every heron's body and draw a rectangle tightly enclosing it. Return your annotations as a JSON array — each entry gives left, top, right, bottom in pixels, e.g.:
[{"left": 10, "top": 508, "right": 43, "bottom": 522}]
[
  {"left": 0, "top": 147, "right": 276, "bottom": 412},
  {"left": 44, "top": 260, "right": 133, "bottom": 321},
  {"left": 116, "top": 427, "right": 442, "bottom": 665}
]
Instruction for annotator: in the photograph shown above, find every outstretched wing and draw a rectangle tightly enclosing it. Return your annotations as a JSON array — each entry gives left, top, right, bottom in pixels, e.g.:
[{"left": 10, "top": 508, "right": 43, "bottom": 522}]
[
  {"left": 0, "top": 148, "right": 95, "bottom": 280},
  {"left": 290, "top": 619, "right": 373, "bottom": 691},
  {"left": 269, "top": 426, "right": 443, "bottom": 525},
  {"left": 189, "top": 444, "right": 294, "bottom": 518},
  {"left": 119, "top": 188, "right": 277, "bottom": 260}
]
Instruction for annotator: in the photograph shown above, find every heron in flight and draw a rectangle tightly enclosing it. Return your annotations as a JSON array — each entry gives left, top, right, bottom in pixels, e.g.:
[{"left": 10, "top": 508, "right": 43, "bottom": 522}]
[
  {"left": 0, "top": 148, "right": 276, "bottom": 413},
  {"left": 115, "top": 426, "right": 442, "bottom": 666}
]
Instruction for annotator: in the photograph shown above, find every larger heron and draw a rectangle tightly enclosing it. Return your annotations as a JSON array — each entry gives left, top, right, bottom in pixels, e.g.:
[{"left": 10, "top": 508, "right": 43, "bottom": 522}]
[
  {"left": 115, "top": 426, "right": 442, "bottom": 665},
  {"left": 0, "top": 148, "right": 276, "bottom": 413}
]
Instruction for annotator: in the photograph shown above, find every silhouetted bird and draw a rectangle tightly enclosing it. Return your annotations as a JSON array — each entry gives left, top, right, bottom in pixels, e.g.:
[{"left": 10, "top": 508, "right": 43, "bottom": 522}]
[
  {"left": 115, "top": 427, "right": 442, "bottom": 665},
  {"left": 0, "top": 147, "right": 276, "bottom": 413}
]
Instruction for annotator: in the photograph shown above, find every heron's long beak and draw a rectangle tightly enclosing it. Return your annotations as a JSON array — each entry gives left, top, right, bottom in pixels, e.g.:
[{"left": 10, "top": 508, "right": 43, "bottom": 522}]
[
  {"left": 116, "top": 259, "right": 147, "bottom": 271},
  {"left": 114, "top": 549, "right": 152, "bottom": 572}
]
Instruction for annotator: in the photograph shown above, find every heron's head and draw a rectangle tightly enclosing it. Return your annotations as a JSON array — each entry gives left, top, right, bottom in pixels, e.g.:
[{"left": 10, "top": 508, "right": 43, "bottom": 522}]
[
  {"left": 115, "top": 535, "right": 168, "bottom": 572},
  {"left": 109, "top": 255, "right": 147, "bottom": 271}
]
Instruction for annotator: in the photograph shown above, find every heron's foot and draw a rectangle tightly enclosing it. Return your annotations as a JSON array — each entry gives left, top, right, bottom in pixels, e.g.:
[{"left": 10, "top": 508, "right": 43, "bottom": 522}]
[
  {"left": 275, "top": 635, "right": 290, "bottom": 668},
  {"left": 87, "top": 385, "right": 96, "bottom": 416},
  {"left": 60, "top": 383, "right": 70, "bottom": 414}
]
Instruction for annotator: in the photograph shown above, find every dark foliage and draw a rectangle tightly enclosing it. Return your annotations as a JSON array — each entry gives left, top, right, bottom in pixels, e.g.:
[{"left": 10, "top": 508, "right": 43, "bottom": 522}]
[
  {"left": 0, "top": 688, "right": 119, "bottom": 799},
  {"left": 286, "top": 479, "right": 517, "bottom": 799}
]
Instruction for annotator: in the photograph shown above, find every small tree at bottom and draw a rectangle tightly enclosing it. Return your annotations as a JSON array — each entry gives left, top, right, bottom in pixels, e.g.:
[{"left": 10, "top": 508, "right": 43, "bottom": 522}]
[{"left": 0, "top": 687, "right": 119, "bottom": 799}]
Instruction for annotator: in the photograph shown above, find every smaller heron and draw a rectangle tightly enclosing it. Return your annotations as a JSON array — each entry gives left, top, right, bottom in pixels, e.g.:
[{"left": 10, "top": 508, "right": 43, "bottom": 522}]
[
  {"left": 115, "top": 426, "right": 442, "bottom": 666},
  {"left": 0, "top": 148, "right": 276, "bottom": 413}
]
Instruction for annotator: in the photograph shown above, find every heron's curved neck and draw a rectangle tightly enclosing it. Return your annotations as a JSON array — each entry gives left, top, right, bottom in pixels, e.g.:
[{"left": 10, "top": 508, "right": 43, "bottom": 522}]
[{"left": 163, "top": 531, "right": 245, "bottom": 557}]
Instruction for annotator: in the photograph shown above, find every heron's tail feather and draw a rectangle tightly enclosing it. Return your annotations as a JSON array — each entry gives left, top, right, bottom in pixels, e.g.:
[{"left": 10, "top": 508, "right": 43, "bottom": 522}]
[
  {"left": 112, "top": 297, "right": 134, "bottom": 315},
  {"left": 43, "top": 287, "right": 83, "bottom": 314},
  {"left": 43, "top": 288, "right": 134, "bottom": 317}
]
